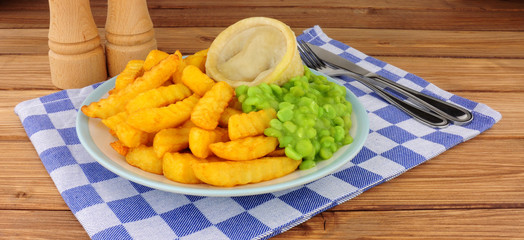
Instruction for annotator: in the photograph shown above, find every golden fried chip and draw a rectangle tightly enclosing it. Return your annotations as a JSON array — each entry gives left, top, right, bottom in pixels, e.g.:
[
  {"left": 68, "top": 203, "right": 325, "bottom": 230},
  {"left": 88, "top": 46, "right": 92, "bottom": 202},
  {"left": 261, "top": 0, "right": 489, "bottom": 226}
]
[
  {"left": 153, "top": 126, "right": 192, "bottom": 158},
  {"left": 125, "top": 83, "right": 192, "bottom": 113},
  {"left": 127, "top": 94, "right": 200, "bottom": 133},
  {"left": 110, "top": 141, "right": 129, "bottom": 156},
  {"left": 191, "top": 81, "right": 234, "bottom": 130},
  {"left": 172, "top": 50, "right": 186, "bottom": 84},
  {"left": 126, "top": 145, "right": 163, "bottom": 174},
  {"left": 163, "top": 152, "right": 209, "bottom": 184},
  {"left": 184, "top": 49, "right": 208, "bottom": 73},
  {"left": 209, "top": 135, "right": 278, "bottom": 161},
  {"left": 181, "top": 65, "right": 215, "bottom": 96},
  {"left": 192, "top": 156, "right": 301, "bottom": 187},
  {"left": 189, "top": 127, "right": 228, "bottom": 159},
  {"left": 81, "top": 54, "right": 181, "bottom": 118},
  {"left": 218, "top": 107, "right": 242, "bottom": 128},
  {"left": 102, "top": 112, "right": 149, "bottom": 148},
  {"left": 228, "top": 108, "right": 277, "bottom": 140},
  {"left": 111, "top": 60, "right": 144, "bottom": 94},
  {"left": 143, "top": 50, "right": 169, "bottom": 71}
]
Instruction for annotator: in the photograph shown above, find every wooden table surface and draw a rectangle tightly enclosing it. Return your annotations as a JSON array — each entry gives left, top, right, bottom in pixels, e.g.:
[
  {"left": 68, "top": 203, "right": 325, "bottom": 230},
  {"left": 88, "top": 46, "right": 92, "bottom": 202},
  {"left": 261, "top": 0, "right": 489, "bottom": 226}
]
[{"left": 1, "top": 0, "right": 524, "bottom": 239}]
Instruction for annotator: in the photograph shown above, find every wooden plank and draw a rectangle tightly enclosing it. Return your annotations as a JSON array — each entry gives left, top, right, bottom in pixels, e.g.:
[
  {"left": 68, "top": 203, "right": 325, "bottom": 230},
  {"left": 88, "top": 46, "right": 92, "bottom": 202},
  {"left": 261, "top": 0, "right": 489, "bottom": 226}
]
[
  {"left": 0, "top": 208, "right": 522, "bottom": 239},
  {"left": 0, "top": 141, "right": 70, "bottom": 210},
  {"left": 3, "top": 28, "right": 524, "bottom": 59},
  {"left": 275, "top": 209, "right": 524, "bottom": 239},
  {"left": 4, "top": 0, "right": 524, "bottom": 10},
  {"left": 0, "top": 210, "right": 89, "bottom": 240},
  {"left": 2, "top": 7, "right": 524, "bottom": 30},
  {"left": 1, "top": 138, "right": 522, "bottom": 211}
]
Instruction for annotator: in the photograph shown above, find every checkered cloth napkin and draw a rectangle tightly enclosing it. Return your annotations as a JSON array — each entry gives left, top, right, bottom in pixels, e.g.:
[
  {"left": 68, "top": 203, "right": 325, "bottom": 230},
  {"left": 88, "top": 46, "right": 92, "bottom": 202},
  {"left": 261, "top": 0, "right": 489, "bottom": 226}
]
[{"left": 14, "top": 26, "right": 501, "bottom": 240}]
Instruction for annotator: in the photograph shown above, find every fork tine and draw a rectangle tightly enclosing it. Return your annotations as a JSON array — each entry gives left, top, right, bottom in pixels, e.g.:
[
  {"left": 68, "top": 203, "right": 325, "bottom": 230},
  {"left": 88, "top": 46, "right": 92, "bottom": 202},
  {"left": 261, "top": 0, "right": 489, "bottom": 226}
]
[
  {"left": 297, "top": 41, "right": 316, "bottom": 69},
  {"left": 297, "top": 40, "right": 322, "bottom": 70},
  {"left": 299, "top": 40, "right": 326, "bottom": 69}
]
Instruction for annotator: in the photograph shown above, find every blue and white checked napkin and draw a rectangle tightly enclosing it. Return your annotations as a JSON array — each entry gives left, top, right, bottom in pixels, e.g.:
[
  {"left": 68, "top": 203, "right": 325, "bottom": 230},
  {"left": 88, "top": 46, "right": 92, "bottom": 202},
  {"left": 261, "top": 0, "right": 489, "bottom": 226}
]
[{"left": 15, "top": 26, "right": 501, "bottom": 240}]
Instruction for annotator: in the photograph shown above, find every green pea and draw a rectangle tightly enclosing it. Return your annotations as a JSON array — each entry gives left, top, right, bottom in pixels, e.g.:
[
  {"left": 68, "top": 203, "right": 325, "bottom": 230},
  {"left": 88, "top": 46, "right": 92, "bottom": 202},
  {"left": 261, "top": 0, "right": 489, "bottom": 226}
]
[
  {"left": 320, "top": 136, "right": 335, "bottom": 148},
  {"left": 285, "top": 146, "right": 302, "bottom": 160},
  {"left": 247, "top": 86, "right": 262, "bottom": 97},
  {"left": 235, "top": 85, "right": 248, "bottom": 96},
  {"left": 334, "top": 126, "right": 345, "bottom": 142},
  {"left": 343, "top": 134, "right": 353, "bottom": 145},
  {"left": 259, "top": 83, "right": 273, "bottom": 95},
  {"left": 343, "top": 115, "right": 352, "bottom": 129},
  {"left": 319, "top": 129, "right": 330, "bottom": 138},
  {"left": 283, "top": 121, "right": 297, "bottom": 133},
  {"left": 306, "top": 128, "right": 317, "bottom": 139},
  {"left": 283, "top": 93, "right": 296, "bottom": 103},
  {"left": 264, "top": 127, "right": 282, "bottom": 138},
  {"left": 299, "top": 160, "right": 316, "bottom": 170},
  {"left": 323, "top": 104, "right": 337, "bottom": 119},
  {"left": 296, "top": 127, "right": 305, "bottom": 138},
  {"left": 277, "top": 108, "right": 294, "bottom": 122},
  {"left": 319, "top": 147, "right": 333, "bottom": 160},
  {"left": 312, "top": 139, "right": 321, "bottom": 152},
  {"left": 242, "top": 104, "right": 254, "bottom": 113},
  {"left": 244, "top": 96, "right": 261, "bottom": 106},
  {"left": 258, "top": 101, "right": 271, "bottom": 110},
  {"left": 270, "top": 119, "right": 283, "bottom": 130},
  {"left": 290, "top": 86, "right": 305, "bottom": 97},
  {"left": 237, "top": 94, "right": 247, "bottom": 103},
  {"left": 279, "top": 102, "right": 294, "bottom": 110},
  {"left": 270, "top": 84, "right": 283, "bottom": 97},
  {"left": 295, "top": 139, "right": 314, "bottom": 157},
  {"left": 334, "top": 116, "right": 344, "bottom": 126},
  {"left": 278, "top": 135, "right": 293, "bottom": 148}
]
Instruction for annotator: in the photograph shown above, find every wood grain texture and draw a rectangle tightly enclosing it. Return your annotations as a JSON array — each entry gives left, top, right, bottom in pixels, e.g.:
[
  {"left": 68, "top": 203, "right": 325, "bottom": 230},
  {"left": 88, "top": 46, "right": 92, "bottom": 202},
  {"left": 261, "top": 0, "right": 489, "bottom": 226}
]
[
  {"left": 275, "top": 209, "right": 524, "bottom": 239},
  {"left": 1, "top": 0, "right": 523, "bottom": 239},
  {"left": 1, "top": 209, "right": 523, "bottom": 240},
  {"left": 3, "top": 28, "right": 524, "bottom": 58},
  {"left": 1, "top": 1, "right": 524, "bottom": 30}
]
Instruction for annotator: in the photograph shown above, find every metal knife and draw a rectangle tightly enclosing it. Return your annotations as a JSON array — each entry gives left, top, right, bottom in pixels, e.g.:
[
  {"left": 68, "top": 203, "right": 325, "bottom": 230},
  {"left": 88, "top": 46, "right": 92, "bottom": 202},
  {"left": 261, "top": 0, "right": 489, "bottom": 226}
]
[{"left": 305, "top": 42, "right": 473, "bottom": 124}]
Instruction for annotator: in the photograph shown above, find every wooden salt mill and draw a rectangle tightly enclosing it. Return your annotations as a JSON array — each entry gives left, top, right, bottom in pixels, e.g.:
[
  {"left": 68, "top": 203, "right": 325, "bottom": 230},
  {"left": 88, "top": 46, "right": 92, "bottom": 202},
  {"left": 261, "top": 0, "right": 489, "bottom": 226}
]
[
  {"left": 105, "top": 0, "right": 157, "bottom": 77},
  {"left": 48, "top": 0, "right": 107, "bottom": 89}
]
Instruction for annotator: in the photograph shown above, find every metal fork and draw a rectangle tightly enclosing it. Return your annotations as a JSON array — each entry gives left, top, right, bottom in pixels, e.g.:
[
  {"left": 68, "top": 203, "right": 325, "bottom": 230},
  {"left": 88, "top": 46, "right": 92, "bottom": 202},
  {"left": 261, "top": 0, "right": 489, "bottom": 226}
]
[{"left": 298, "top": 41, "right": 471, "bottom": 128}]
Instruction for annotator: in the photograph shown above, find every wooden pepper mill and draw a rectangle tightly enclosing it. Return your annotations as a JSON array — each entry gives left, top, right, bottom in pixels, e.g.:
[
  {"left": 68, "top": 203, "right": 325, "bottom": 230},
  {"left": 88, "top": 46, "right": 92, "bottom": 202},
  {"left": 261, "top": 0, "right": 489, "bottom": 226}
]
[
  {"left": 105, "top": 0, "right": 157, "bottom": 77},
  {"left": 48, "top": 0, "right": 107, "bottom": 89}
]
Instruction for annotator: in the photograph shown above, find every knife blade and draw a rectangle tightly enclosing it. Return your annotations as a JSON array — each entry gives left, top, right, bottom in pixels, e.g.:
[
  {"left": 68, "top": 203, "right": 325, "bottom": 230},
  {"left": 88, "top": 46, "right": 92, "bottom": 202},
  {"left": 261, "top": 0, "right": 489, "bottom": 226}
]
[{"left": 305, "top": 42, "right": 372, "bottom": 76}]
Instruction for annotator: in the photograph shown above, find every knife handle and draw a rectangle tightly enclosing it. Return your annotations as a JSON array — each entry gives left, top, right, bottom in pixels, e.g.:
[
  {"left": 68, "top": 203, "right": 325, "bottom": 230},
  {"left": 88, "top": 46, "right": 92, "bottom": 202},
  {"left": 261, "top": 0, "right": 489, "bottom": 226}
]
[{"left": 368, "top": 74, "right": 473, "bottom": 124}]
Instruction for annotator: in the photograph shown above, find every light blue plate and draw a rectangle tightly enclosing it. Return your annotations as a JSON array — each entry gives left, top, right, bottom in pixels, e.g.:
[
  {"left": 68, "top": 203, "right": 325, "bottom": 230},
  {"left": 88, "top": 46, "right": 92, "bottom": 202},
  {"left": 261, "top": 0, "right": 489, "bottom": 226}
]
[{"left": 76, "top": 70, "right": 369, "bottom": 197}]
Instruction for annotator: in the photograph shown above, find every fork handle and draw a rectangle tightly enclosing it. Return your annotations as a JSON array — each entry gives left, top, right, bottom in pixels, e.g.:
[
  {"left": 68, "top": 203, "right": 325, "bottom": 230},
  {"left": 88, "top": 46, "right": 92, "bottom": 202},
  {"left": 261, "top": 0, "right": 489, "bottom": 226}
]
[
  {"left": 368, "top": 74, "right": 473, "bottom": 124},
  {"left": 357, "top": 76, "right": 450, "bottom": 128}
]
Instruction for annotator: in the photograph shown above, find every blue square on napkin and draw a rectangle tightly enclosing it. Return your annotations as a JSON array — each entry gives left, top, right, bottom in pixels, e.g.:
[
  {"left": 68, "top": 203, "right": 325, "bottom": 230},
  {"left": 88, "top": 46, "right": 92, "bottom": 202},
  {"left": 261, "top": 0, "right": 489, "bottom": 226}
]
[
  {"left": 161, "top": 204, "right": 213, "bottom": 237},
  {"left": 333, "top": 165, "right": 383, "bottom": 189},
  {"left": 23, "top": 114, "right": 55, "bottom": 136},
  {"left": 57, "top": 127, "right": 81, "bottom": 145},
  {"left": 80, "top": 162, "right": 119, "bottom": 183},
  {"left": 279, "top": 188, "right": 331, "bottom": 214},
  {"left": 62, "top": 185, "right": 104, "bottom": 213},
  {"left": 108, "top": 195, "right": 157, "bottom": 223},
  {"left": 216, "top": 212, "right": 271, "bottom": 239},
  {"left": 40, "top": 145, "right": 77, "bottom": 172},
  {"left": 232, "top": 194, "right": 275, "bottom": 210}
]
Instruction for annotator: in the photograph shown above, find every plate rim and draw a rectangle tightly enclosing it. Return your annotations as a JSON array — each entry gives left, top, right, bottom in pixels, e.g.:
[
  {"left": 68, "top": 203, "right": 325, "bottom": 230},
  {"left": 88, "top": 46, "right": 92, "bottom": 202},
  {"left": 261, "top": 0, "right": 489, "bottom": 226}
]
[{"left": 76, "top": 70, "right": 369, "bottom": 197}]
